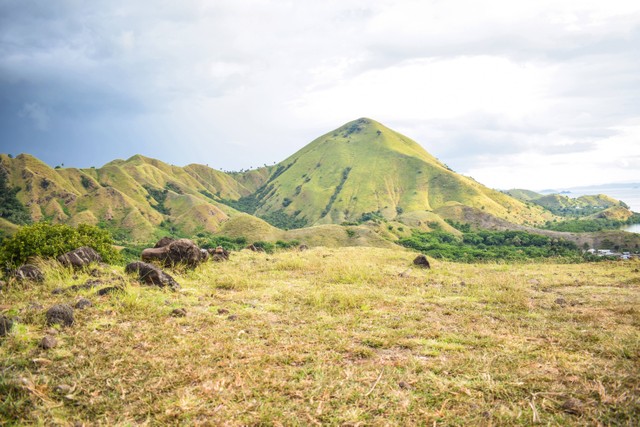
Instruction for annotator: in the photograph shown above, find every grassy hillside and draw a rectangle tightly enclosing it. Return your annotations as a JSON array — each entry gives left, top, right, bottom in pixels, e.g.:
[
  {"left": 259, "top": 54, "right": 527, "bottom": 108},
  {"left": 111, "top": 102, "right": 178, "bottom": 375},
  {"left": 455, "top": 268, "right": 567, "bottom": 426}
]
[
  {"left": 0, "top": 154, "right": 244, "bottom": 243},
  {"left": 504, "top": 188, "right": 544, "bottom": 201},
  {"left": 1, "top": 247, "right": 638, "bottom": 425},
  {"left": 233, "top": 119, "right": 553, "bottom": 228}
]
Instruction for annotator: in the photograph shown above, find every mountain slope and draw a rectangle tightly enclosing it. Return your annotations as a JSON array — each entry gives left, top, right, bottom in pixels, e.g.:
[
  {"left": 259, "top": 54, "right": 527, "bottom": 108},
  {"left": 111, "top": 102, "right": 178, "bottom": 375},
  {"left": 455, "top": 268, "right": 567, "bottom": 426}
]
[{"left": 236, "top": 118, "right": 552, "bottom": 227}]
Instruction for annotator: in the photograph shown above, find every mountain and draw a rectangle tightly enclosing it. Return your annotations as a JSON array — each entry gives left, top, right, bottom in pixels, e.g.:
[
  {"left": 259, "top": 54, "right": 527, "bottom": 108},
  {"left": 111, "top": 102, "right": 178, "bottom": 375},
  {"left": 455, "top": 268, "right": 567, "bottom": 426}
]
[
  {"left": 230, "top": 118, "right": 553, "bottom": 227},
  {"left": 0, "top": 117, "right": 595, "bottom": 246},
  {"left": 506, "top": 188, "right": 628, "bottom": 217}
]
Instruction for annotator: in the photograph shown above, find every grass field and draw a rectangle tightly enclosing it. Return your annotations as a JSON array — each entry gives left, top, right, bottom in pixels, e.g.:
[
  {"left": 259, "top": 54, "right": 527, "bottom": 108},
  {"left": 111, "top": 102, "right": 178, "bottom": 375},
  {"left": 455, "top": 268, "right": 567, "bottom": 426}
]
[{"left": 1, "top": 247, "right": 639, "bottom": 425}]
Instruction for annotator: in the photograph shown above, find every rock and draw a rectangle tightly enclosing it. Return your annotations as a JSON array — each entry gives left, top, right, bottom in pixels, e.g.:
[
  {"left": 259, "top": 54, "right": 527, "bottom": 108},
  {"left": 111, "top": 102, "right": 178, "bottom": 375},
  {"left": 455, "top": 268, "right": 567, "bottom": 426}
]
[
  {"left": 15, "top": 264, "right": 44, "bottom": 282},
  {"left": 170, "top": 308, "right": 187, "bottom": 317},
  {"left": 39, "top": 335, "right": 57, "bottom": 350},
  {"left": 74, "top": 298, "right": 93, "bottom": 309},
  {"left": 555, "top": 297, "right": 567, "bottom": 306},
  {"left": 398, "top": 381, "right": 411, "bottom": 389},
  {"left": 97, "top": 286, "right": 121, "bottom": 296},
  {"left": 298, "top": 244, "right": 309, "bottom": 251},
  {"left": 57, "top": 247, "right": 102, "bottom": 269},
  {"left": 227, "top": 314, "right": 238, "bottom": 321},
  {"left": 200, "top": 249, "right": 210, "bottom": 262},
  {"left": 209, "top": 246, "right": 230, "bottom": 262},
  {"left": 141, "top": 238, "right": 202, "bottom": 268},
  {"left": 412, "top": 255, "right": 431, "bottom": 269},
  {"left": 45, "top": 304, "right": 74, "bottom": 327},
  {"left": 55, "top": 384, "right": 73, "bottom": 394},
  {"left": 246, "top": 244, "right": 264, "bottom": 252},
  {"left": 125, "top": 261, "right": 180, "bottom": 290},
  {"left": 561, "top": 397, "right": 584, "bottom": 415},
  {"left": 0, "top": 315, "right": 13, "bottom": 337},
  {"left": 217, "top": 308, "right": 230, "bottom": 315},
  {"left": 154, "top": 236, "right": 176, "bottom": 248}
]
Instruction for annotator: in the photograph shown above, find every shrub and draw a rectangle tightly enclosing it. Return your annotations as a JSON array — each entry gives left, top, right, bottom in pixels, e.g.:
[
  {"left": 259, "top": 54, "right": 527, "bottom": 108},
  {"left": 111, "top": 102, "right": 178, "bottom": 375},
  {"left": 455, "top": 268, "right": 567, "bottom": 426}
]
[{"left": 0, "top": 222, "right": 121, "bottom": 268}]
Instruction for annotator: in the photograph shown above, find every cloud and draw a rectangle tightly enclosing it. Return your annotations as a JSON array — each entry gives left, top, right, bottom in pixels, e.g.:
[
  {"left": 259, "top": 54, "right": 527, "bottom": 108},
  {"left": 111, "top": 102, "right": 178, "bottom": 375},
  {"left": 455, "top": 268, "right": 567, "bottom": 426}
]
[{"left": 0, "top": 0, "right": 639, "bottom": 189}]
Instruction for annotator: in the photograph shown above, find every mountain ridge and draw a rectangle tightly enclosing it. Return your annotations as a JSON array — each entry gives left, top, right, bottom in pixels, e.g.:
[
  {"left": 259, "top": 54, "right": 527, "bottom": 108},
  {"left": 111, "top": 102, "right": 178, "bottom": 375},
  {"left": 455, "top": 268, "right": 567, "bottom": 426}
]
[{"left": 1, "top": 118, "right": 634, "bottom": 248}]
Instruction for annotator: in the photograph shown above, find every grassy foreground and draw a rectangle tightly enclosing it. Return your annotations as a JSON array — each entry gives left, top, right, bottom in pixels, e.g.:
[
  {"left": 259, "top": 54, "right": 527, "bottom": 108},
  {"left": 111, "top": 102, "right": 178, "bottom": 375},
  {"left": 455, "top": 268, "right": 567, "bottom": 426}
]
[{"left": 1, "top": 247, "right": 639, "bottom": 426}]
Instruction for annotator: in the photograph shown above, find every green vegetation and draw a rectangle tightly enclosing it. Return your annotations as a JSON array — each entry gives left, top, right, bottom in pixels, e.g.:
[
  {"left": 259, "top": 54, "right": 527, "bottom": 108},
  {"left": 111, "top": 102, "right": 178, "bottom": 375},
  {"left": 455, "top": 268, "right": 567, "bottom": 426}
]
[
  {"left": 0, "top": 167, "right": 31, "bottom": 225},
  {"left": 196, "top": 235, "right": 248, "bottom": 251},
  {"left": 0, "top": 222, "right": 120, "bottom": 268},
  {"left": 543, "top": 214, "right": 640, "bottom": 233},
  {"left": 260, "top": 210, "right": 307, "bottom": 230},
  {"left": 144, "top": 185, "right": 171, "bottom": 215},
  {"left": 1, "top": 247, "right": 638, "bottom": 425},
  {"left": 399, "top": 229, "right": 582, "bottom": 262}
]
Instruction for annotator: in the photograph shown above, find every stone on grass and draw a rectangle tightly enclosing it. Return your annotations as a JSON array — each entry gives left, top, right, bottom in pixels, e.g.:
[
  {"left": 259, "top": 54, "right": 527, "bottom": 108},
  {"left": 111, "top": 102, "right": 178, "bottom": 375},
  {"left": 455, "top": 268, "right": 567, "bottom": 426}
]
[
  {"left": 171, "top": 308, "right": 187, "bottom": 317},
  {"left": 209, "top": 246, "right": 230, "bottom": 262},
  {"left": 45, "top": 304, "right": 74, "bottom": 327},
  {"left": 74, "top": 298, "right": 93, "bottom": 309},
  {"left": 40, "top": 335, "right": 57, "bottom": 350},
  {"left": 141, "top": 238, "right": 202, "bottom": 268},
  {"left": 125, "top": 261, "right": 180, "bottom": 290},
  {"left": 57, "top": 246, "right": 102, "bottom": 269},
  {"left": 0, "top": 315, "right": 14, "bottom": 337},
  {"left": 154, "top": 236, "right": 176, "bottom": 248},
  {"left": 16, "top": 264, "right": 44, "bottom": 282},
  {"left": 412, "top": 255, "right": 431, "bottom": 269}
]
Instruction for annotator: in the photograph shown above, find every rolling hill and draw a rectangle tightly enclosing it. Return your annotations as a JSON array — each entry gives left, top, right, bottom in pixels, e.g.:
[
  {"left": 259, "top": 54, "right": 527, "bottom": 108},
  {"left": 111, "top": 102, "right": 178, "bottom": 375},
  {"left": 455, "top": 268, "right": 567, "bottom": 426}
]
[{"left": 2, "top": 118, "right": 636, "bottom": 248}]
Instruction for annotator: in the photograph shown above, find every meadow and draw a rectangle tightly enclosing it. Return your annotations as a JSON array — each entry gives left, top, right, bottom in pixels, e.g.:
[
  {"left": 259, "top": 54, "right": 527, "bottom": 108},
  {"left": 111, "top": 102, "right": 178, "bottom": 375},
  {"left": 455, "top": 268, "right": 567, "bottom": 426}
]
[{"left": 1, "top": 247, "right": 639, "bottom": 426}]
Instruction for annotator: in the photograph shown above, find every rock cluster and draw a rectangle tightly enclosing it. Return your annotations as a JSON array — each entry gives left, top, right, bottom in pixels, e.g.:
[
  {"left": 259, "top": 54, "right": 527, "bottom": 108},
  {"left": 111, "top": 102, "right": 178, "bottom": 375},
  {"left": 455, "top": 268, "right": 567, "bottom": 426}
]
[{"left": 57, "top": 246, "right": 102, "bottom": 269}]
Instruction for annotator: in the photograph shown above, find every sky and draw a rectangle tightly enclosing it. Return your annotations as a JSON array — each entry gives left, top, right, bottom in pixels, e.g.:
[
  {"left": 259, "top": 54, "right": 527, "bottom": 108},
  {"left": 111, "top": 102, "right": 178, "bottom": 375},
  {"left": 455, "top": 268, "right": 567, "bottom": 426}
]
[{"left": 1, "top": 0, "right": 639, "bottom": 191}]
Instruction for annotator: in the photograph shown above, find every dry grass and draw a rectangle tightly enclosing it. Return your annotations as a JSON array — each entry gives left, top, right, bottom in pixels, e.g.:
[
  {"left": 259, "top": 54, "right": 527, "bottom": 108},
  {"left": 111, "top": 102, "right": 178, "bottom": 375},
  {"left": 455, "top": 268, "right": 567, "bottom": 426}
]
[{"left": 1, "top": 248, "right": 639, "bottom": 426}]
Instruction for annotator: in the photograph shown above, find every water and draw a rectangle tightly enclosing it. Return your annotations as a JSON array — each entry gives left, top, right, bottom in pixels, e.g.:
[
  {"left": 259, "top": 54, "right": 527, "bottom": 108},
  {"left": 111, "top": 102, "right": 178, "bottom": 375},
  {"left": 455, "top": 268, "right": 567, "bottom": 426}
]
[{"left": 622, "top": 224, "right": 640, "bottom": 234}]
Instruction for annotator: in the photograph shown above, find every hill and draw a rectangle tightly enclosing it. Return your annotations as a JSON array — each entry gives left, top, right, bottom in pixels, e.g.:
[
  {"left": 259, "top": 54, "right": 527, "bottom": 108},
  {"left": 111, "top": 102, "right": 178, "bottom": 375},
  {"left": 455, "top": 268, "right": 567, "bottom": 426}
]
[{"left": 228, "top": 118, "right": 553, "bottom": 228}]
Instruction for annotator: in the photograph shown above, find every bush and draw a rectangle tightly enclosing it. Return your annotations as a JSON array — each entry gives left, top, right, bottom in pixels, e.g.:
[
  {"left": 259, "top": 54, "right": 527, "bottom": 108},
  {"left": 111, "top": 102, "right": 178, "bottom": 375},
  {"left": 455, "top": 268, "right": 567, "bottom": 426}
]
[{"left": 0, "top": 222, "right": 121, "bottom": 268}]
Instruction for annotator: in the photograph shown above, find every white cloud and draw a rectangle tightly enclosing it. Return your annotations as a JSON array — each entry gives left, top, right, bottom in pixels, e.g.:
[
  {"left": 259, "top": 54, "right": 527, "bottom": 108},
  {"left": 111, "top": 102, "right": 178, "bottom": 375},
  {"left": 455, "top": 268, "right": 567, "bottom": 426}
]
[{"left": 1, "top": 0, "right": 640, "bottom": 189}]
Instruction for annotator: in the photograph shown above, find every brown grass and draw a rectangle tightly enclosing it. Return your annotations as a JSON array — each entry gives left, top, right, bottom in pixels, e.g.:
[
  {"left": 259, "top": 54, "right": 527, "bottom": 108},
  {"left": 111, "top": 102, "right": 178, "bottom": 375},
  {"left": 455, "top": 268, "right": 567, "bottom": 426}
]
[{"left": 1, "top": 248, "right": 639, "bottom": 426}]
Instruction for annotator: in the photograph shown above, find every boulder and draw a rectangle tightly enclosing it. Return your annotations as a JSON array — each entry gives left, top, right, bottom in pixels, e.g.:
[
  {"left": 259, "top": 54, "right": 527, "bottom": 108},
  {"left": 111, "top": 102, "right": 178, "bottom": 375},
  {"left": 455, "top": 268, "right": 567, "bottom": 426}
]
[
  {"left": 412, "top": 254, "right": 431, "bottom": 269},
  {"left": 298, "top": 244, "right": 309, "bottom": 251},
  {"left": 125, "top": 261, "right": 180, "bottom": 290},
  {"left": 141, "top": 238, "right": 202, "bottom": 268},
  {"left": 15, "top": 264, "right": 44, "bottom": 282},
  {"left": 246, "top": 244, "right": 264, "bottom": 252},
  {"left": 45, "top": 304, "right": 74, "bottom": 327},
  {"left": 209, "top": 246, "right": 230, "bottom": 262},
  {"left": 154, "top": 236, "right": 176, "bottom": 248},
  {"left": 39, "top": 335, "right": 57, "bottom": 350},
  {"left": 74, "top": 298, "right": 93, "bottom": 309},
  {"left": 57, "top": 247, "right": 102, "bottom": 269},
  {"left": 0, "top": 315, "right": 13, "bottom": 337}
]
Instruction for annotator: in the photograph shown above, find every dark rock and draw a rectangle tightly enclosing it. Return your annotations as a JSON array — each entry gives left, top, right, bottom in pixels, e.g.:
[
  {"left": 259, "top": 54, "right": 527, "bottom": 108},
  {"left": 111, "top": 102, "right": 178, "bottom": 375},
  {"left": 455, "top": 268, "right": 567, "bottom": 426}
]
[
  {"left": 555, "top": 298, "right": 567, "bottom": 306},
  {"left": 45, "top": 304, "right": 74, "bottom": 327},
  {"left": 561, "top": 398, "right": 584, "bottom": 415},
  {"left": 199, "top": 249, "right": 210, "bottom": 262},
  {"left": 39, "top": 335, "right": 57, "bottom": 350},
  {"left": 97, "top": 286, "right": 121, "bottom": 296},
  {"left": 125, "top": 261, "right": 180, "bottom": 290},
  {"left": 298, "top": 244, "right": 309, "bottom": 251},
  {"left": 170, "top": 308, "right": 187, "bottom": 317},
  {"left": 227, "top": 314, "right": 238, "bottom": 321},
  {"left": 209, "top": 246, "right": 230, "bottom": 262},
  {"left": 217, "top": 308, "right": 230, "bottom": 315},
  {"left": 74, "top": 298, "right": 92, "bottom": 309},
  {"left": 15, "top": 264, "right": 44, "bottom": 282},
  {"left": 154, "top": 236, "right": 176, "bottom": 248},
  {"left": 89, "top": 268, "right": 102, "bottom": 277},
  {"left": 398, "top": 381, "right": 411, "bottom": 389},
  {"left": 57, "top": 247, "right": 102, "bottom": 269},
  {"left": 412, "top": 255, "right": 431, "bottom": 269},
  {"left": 0, "top": 316, "right": 13, "bottom": 337},
  {"left": 246, "top": 244, "right": 264, "bottom": 252},
  {"left": 141, "top": 238, "right": 202, "bottom": 268}
]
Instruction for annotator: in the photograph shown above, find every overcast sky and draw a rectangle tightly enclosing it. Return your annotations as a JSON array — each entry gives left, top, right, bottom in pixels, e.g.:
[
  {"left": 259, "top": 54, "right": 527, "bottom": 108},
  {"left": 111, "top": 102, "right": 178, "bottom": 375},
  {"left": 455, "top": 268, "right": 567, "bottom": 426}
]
[{"left": 1, "top": 0, "right": 639, "bottom": 190}]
